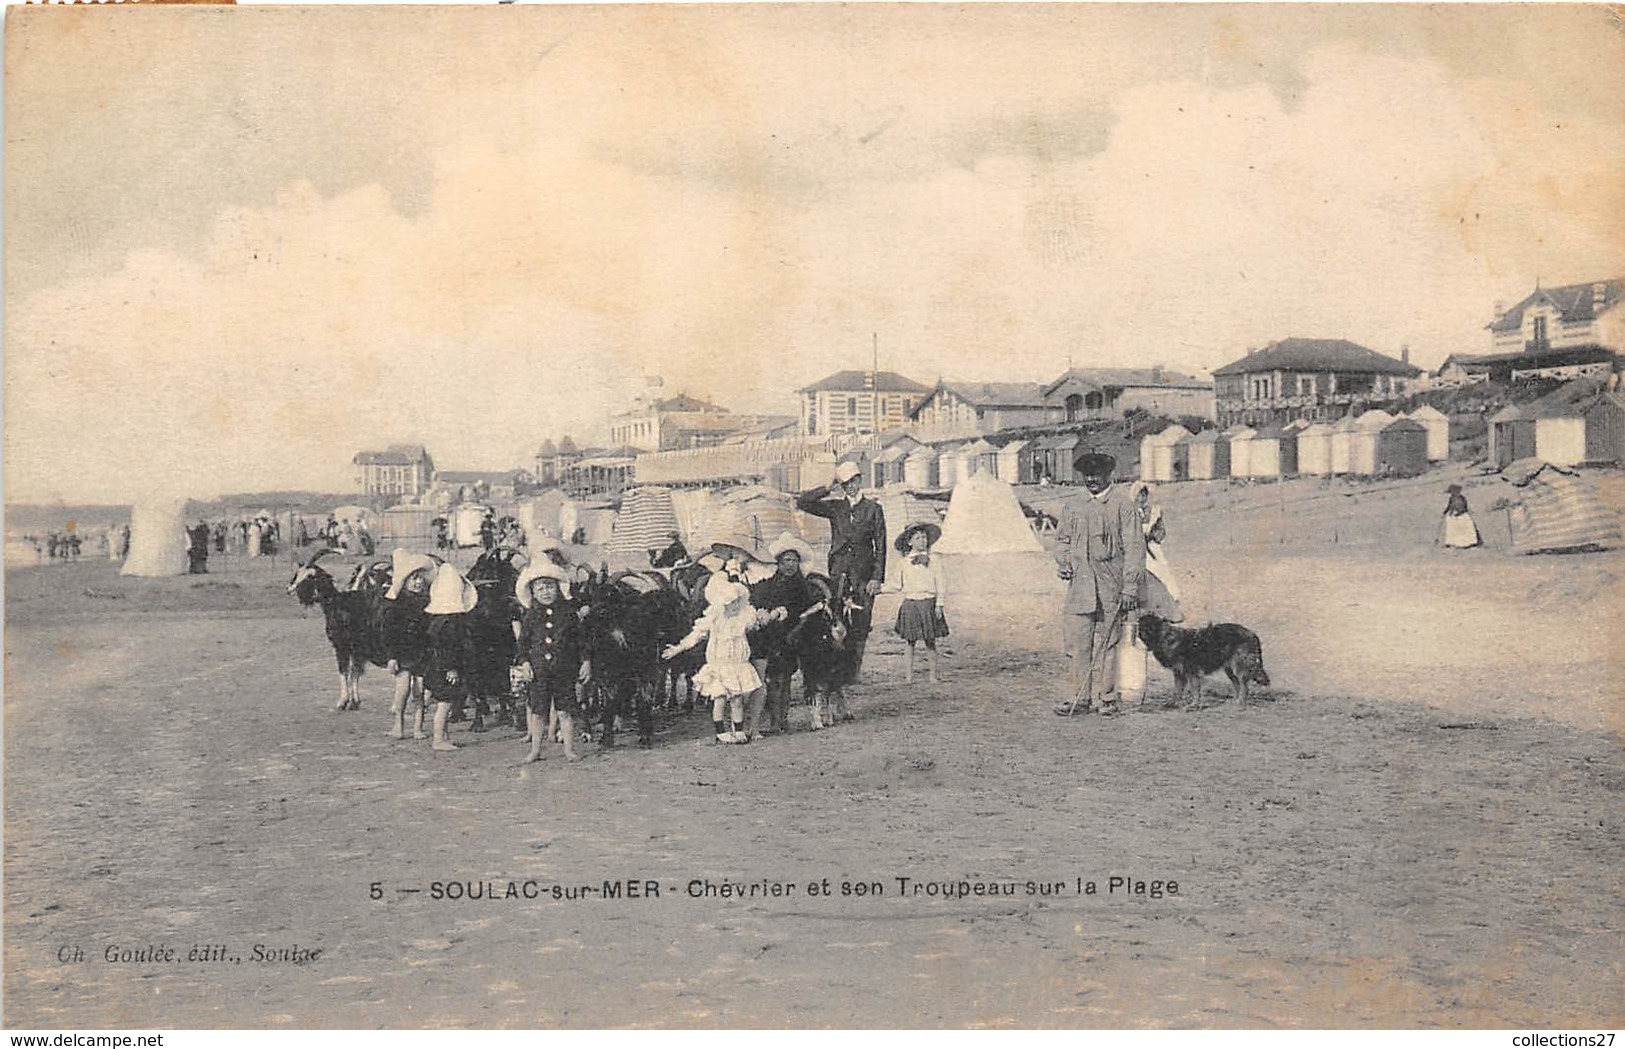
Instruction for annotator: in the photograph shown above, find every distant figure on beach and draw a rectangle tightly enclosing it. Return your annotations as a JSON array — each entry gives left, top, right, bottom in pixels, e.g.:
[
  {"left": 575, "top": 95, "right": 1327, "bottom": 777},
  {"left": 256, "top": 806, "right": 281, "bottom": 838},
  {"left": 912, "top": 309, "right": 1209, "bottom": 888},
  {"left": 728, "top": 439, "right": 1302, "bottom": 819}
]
[
  {"left": 186, "top": 521, "right": 211, "bottom": 574},
  {"left": 1437, "top": 484, "right": 1481, "bottom": 550}
]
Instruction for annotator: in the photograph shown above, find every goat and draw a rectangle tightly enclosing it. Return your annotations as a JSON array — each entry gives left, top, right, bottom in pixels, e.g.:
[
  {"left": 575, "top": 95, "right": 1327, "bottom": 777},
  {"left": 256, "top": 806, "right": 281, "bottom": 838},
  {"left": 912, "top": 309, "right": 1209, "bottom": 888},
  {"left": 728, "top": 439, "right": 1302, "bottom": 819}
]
[
  {"left": 789, "top": 572, "right": 858, "bottom": 730},
  {"left": 287, "top": 548, "right": 390, "bottom": 712},
  {"left": 463, "top": 546, "right": 526, "bottom": 731},
  {"left": 580, "top": 571, "right": 667, "bottom": 747}
]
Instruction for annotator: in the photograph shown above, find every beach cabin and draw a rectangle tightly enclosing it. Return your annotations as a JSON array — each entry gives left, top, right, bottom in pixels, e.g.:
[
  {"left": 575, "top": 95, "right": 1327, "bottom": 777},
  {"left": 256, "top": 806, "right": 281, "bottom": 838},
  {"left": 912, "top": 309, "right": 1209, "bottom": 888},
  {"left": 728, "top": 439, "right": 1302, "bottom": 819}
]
[
  {"left": 1528, "top": 403, "right": 1588, "bottom": 467},
  {"left": 1225, "top": 426, "right": 1257, "bottom": 479},
  {"left": 1583, "top": 393, "right": 1625, "bottom": 464},
  {"left": 871, "top": 442, "right": 911, "bottom": 488},
  {"left": 1329, "top": 415, "right": 1361, "bottom": 475},
  {"left": 1375, "top": 418, "right": 1430, "bottom": 477},
  {"left": 1242, "top": 425, "right": 1297, "bottom": 479},
  {"left": 1170, "top": 429, "right": 1194, "bottom": 481},
  {"left": 1490, "top": 406, "right": 1535, "bottom": 469},
  {"left": 1296, "top": 422, "right": 1335, "bottom": 476},
  {"left": 1139, "top": 424, "right": 1189, "bottom": 483},
  {"left": 903, "top": 446, "right": 939, "bottom": 489},
  {"left": 1407, "top": 405, "right": 1450, "bottom": 462},
  {"left": 996, "top": 439, "right": 1030, "bottom": 484},
  {"left": 1187, "top": 429, "right": 1229, "bottom": 480},
  {"left": 966, "top": 438, "right": 1000, "bottom": 478},
  {"left": 1347, "top": 410, "right": 1397, "bottom": 476},
  {"left": 1033, "top": 434, "right": 1080, "bottom": 484}
]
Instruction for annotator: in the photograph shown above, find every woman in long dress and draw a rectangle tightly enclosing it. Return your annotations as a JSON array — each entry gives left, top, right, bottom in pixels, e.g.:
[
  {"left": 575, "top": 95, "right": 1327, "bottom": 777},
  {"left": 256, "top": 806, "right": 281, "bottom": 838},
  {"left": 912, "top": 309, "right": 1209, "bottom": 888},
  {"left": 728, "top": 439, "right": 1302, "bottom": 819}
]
[
  {"left": 1438, "top": 484, "right": 1481, "bottom": 549},
  {"left": 1129, "top": 482, "right": 1184, "bottom": 621}
]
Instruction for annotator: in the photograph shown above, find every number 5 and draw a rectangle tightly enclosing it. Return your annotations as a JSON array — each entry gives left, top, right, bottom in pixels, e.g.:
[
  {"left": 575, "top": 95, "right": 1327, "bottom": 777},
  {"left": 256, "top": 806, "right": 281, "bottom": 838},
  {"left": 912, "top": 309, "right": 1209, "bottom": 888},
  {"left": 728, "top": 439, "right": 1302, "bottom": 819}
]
[{"left": 370, "top": 882, "right": 383, "bottom": 900}]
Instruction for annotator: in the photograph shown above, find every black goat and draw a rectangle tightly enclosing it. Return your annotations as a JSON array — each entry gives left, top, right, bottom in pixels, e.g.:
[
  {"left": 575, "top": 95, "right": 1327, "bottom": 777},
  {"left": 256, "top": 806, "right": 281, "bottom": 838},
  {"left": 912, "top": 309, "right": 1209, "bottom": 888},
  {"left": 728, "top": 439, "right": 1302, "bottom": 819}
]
[
  {"left": 580, "top": 572, "right": 667, "bottom": 747},
  {"left": 463, "top": 546, "right": 526, "bottom": 731},
  {"left": 287, "top": 548, "right": 390, "bottom": 711},
  {"left": 790, "top": 572, "right": 858, "bottom": 730}
]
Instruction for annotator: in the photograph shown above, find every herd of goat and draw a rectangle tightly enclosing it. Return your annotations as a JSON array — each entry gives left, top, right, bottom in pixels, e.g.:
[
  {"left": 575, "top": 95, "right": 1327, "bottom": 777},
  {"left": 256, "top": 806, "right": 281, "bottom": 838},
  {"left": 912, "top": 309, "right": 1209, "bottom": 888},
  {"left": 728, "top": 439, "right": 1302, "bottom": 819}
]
[{"left": 287, "top": 544, "right": 856, "bottom": 748}]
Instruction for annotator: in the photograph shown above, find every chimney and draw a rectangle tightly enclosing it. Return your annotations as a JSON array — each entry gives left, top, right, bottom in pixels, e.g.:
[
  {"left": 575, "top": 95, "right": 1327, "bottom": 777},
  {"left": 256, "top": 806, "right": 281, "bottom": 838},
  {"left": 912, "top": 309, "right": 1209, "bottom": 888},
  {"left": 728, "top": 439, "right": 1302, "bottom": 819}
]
[
  {"left": 863, "top": 371, "right": 875, "bottom": 391},
  {"left": 1594, "top": 283, "right": 1608, "bottom": 309},
  {"left": 1151, "top": 365, "right": 1164, "bottom": 384},
  {"left": 1493, "top": 300, "right": 1504, "bottom": 320},
  {"left": 1401, "top": 345, "right": 1410, "bottom": 365}
]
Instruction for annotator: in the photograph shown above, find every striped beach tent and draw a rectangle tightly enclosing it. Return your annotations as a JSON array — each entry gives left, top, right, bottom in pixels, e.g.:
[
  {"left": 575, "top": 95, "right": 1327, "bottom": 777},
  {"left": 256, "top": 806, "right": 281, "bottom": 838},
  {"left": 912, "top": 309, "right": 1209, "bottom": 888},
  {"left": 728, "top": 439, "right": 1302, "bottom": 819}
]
[
  {"left": 1500, "top": 458, "right": 1621, "bottom": 553},
  {"left": 609, "top": 487, "right": 681, "bottom": 558}
]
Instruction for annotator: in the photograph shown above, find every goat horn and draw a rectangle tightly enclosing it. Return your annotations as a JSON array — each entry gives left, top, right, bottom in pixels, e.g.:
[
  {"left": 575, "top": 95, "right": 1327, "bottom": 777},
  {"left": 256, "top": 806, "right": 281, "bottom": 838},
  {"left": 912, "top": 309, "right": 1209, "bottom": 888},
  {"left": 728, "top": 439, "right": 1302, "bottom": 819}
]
[{"left": 303, "top": 548, "right": 333, "bottom": 568}]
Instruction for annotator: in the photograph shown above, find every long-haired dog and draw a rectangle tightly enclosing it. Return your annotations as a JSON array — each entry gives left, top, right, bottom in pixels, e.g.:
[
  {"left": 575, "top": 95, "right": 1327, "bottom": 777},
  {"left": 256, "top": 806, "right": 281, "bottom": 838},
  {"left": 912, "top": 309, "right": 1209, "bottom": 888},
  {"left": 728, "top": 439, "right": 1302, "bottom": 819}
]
[{"left": 1136, "top": 614, "right": 1271, "bottom": 709}]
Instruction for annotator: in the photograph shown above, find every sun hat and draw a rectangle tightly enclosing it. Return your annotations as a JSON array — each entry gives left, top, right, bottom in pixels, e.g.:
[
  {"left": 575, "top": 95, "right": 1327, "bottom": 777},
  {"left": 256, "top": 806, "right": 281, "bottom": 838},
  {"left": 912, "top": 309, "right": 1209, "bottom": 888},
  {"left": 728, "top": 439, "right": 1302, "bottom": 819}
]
[
  {"left": 385, "top": 549, "right": 439, "bottom": 600},
  {"left": 834, "top": 461, "right": 862, "bottom": 484},
  {"left": 710, "top": 534, "right": 769, "bottom": 564},
  {"left": 703, "top": 573, "right": 752, "bottom": 611},
  {"left": 515, "top": 559, "right": 574, "bottom": 607},
  {"left": 893, "top": 521, "right": 942, "bottom": 554},
  {"left": 766, "top": 531, "right": 815, "bottom": 564},
  {"left": 426, "top": 562, "right": 479, "bottom": 615}
]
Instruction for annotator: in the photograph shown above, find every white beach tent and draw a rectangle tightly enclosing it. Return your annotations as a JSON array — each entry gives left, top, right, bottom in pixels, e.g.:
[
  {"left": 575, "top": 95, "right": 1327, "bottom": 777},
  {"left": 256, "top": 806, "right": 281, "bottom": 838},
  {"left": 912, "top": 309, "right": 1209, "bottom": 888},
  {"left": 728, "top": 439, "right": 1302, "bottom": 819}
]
[
  {"left": 903, "top": 446, "right": 939, "bottom": 489},
  {"left": 1407, "top": 405, "right": 1450, "bottom": 462},
  {"left": 120, "top": 498, "right": 189, "bottom": 577},
  {"left": 930, "top": 472, "right": 1062, "bottom": 643}
]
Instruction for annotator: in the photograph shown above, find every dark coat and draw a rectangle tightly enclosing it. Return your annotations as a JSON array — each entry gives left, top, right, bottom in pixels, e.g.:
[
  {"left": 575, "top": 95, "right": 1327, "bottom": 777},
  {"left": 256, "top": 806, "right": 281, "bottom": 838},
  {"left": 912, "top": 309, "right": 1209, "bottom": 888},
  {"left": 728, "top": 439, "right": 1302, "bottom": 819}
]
[
  {"left": 425, "top": 614, "right": 475, "bottom": 701},
  {"left": 516, "top": 599, "right": 585, "bottom": 684},
  {"left": 380, "top": 592, "right": 432, "bottom": 673},
  {"left": 795, "top": 486, "right": 888, "bottom": 591},
  {"left": 749, "top": 571, "right": 816, "bottom": 674}
]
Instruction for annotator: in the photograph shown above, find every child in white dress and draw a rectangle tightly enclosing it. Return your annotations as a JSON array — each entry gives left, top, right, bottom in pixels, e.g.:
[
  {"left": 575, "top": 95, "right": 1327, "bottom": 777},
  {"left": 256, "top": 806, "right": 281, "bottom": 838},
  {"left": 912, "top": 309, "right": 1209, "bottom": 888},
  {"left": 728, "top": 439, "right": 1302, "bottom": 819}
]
[{"left": 663, "top": 573, "right": 787, "bottom": 743}]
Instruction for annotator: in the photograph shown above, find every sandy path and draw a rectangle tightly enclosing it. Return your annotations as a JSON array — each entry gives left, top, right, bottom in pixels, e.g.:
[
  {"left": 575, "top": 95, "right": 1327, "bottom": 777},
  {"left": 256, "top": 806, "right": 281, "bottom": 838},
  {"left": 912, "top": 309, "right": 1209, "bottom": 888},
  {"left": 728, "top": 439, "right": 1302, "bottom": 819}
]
[{"left": 5, "top": 553, "right": 1623, "bottom": 1029}]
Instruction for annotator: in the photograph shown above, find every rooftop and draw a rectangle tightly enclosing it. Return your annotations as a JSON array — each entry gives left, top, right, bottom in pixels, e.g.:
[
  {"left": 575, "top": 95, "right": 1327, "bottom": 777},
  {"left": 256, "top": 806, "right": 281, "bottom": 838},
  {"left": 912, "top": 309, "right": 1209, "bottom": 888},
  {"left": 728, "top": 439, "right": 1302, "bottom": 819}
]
[
  {"left": 799, "top": 370, "right": 931, "bottom": 394},
  {"left": 1489, "top": 278, "right": 1623, "bottom": 333},
  {"left": 1211, "top": 338, "right": 1421, "bottom": 378}
]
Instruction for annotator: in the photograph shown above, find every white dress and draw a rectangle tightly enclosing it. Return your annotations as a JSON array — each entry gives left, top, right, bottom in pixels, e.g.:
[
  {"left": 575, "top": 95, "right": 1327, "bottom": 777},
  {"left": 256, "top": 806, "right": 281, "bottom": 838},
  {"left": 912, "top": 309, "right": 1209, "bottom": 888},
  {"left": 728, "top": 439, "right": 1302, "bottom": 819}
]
[{"left": 686, "top": 606, "right": 767, "bottom": 698}]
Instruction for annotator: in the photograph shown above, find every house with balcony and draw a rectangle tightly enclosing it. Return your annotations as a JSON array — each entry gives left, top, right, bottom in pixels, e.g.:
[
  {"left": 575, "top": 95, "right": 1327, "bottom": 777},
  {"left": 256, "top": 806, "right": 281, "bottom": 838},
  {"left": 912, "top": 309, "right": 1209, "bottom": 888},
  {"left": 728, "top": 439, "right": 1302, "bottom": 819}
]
[
  {"left": 1041, "top": 367, "right": 1214, "bottom": 423},
  {"left": 609, "top": 393, "right": 784, "bottom": 452},
  {"left": 907, "top": 381, "right": 1054, "bottom": 437},
  {"left": 1211, "top": 338, "right": 1421, "bottom": 427},
  {"left": 1488, "top": 278, "right": 1623, "bottom": 355},
  {"left": 800, "top": 370, "right": 930, "bottom": 436},
  {"left": 353, "top": 444, "right": 435, "bottom": 501}
]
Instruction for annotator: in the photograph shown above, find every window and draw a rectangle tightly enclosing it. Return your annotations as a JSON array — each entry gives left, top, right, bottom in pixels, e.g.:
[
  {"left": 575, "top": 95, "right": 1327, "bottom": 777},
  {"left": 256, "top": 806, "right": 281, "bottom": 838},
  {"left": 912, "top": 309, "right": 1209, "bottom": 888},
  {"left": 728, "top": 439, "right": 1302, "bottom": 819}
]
[
  {"left": 1532, "top": 315, "right": 1548, "bottom": 349},
  {"left": 847, "top": 397, "right": 857, "bottom": 415}
]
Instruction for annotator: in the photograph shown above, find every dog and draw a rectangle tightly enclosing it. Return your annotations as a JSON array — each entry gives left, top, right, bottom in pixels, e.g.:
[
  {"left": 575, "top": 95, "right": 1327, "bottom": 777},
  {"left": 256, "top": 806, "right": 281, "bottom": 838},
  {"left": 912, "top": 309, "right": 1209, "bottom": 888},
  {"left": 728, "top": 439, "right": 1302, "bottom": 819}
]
[{"left": 1135, "top": 614, "right": 1271, "bottom": 709}]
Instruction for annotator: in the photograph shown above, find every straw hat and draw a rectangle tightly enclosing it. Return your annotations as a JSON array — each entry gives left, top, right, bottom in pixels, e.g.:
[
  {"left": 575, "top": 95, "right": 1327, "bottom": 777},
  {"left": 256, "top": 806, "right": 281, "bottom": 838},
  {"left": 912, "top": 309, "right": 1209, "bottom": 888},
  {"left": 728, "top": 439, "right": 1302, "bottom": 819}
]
[
  {"left": 385, "top": 549, "right": 438, "bottom": 600},
  {"left": 426, "top": 563, "right": 479, "bottom": 615},
  {"left": 834, "top": 461, "right": 862, "bottom": 484},
  {"left": 710, "top": 534, "right": 769, "bottom": 565},
  {"left": 515, "top": 559, "right": 573, "bottom": 607},
  {"left": 893, "top": 521, "right": 942, "bottom": 554},
  {"left": 767, "top": 531, "right": 815, "bottom": 564}
]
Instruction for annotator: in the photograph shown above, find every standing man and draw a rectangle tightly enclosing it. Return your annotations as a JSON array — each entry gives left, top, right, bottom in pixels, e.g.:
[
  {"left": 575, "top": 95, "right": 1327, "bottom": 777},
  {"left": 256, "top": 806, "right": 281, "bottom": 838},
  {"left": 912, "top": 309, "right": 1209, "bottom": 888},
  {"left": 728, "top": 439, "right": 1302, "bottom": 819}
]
[
  {"left": 186, "top": 520, "right": 212, "bottom": 575},
  {"left": 796, "top": 460, "right": 887, "bottom": 687},
  {"left": 1054, "top": 451, "right": 1145, "bottom": 718}
]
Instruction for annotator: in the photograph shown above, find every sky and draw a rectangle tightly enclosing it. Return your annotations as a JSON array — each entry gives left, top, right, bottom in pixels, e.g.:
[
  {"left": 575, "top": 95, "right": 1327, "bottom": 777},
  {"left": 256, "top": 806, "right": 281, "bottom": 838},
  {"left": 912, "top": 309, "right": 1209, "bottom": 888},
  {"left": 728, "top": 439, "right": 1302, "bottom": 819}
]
[{"left": 5, "top": 4, "right": 1624, "bottom": 504}]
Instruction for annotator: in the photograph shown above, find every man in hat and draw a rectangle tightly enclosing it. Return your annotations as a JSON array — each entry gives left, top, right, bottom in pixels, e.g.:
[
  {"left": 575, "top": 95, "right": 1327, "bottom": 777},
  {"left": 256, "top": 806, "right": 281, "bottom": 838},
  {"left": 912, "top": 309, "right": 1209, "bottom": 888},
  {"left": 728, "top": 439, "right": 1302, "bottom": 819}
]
[
  {"left": 1054, "top": 451, "right": 1145, "bottom": 717},
  {"left": 796, "top": 460, "right": 887, "bottom": 686},
  {"left": 186, "top": 520, "right": 211, "bottom": 574}
]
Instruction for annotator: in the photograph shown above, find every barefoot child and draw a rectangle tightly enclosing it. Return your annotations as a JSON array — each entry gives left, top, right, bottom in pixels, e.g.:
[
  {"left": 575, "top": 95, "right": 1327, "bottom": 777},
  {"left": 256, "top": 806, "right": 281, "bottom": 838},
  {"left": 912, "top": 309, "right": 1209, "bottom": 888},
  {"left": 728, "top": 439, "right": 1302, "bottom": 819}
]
[
  {"left": 424, "top": 562, "right": 479, "bottom": 752},
  {"left": 514, "top": 560, "right": 590, "bottom": 763},
  {"left": 887, "top": 522, "right": 948, "bottom": 684},
  {"left": 663, "top": 573, "right": 787, "bottom": 743},
  {"left": 381, "top": 549, "right": 438, "bottom": 740}
]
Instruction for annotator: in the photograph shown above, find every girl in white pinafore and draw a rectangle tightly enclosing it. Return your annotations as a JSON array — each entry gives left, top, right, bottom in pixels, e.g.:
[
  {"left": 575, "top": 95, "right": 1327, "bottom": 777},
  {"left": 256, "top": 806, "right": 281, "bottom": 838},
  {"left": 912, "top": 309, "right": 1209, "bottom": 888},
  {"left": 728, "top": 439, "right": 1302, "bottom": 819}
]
[{"left": 663, "top": 574, "right": 787, "bottom": 744}]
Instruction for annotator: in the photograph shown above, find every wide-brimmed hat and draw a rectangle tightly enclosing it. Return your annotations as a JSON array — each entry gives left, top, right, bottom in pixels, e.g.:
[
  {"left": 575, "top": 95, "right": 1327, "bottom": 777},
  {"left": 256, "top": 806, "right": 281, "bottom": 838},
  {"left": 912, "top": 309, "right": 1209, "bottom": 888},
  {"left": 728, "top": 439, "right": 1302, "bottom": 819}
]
[
  {"left": 893, "top": 521, "right": 942, "bottom": 553},
  {"left": 703, "top": 573, "right": 752, "bottom": 610},
  {"left": 711, "top": 534, "right": 769, "bottom": 565},
  {"left": 426, "top": 563, "right": 479, "bottom": 615},
  {"left": 767, "top": 531, "right": 815, "bottom": 564},
  {"left": 515, "top": 559, "right": 573, "bottom": 606},
  {"left": 834, "top": 460, "right": 862, "bottom": 484},
  {"left": 385, "top": 549, "right": 438, "bottom": 600},
  {"left": 1074, "top": 450, "right": 1117, "bottom": 476}
]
